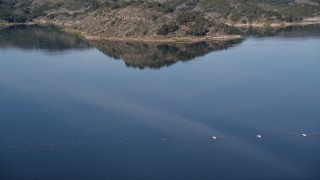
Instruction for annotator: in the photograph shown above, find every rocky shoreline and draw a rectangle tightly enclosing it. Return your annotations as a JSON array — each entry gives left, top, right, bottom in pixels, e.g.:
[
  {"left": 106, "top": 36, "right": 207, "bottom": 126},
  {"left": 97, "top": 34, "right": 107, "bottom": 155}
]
[{"left": 2, "top": 18, "right": 320, "bottom": 43}]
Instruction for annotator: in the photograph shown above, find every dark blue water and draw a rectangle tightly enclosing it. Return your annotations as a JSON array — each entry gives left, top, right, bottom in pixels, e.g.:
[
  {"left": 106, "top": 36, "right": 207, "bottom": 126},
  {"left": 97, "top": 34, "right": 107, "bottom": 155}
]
[{"left": 0, "top": 25, "right": 320, "bottom": 179}]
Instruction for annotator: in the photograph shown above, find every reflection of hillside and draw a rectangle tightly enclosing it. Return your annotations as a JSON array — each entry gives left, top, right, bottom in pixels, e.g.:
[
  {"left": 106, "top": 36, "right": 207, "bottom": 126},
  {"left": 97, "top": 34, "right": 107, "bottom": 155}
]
[
  {"left": 92, "top": 40, "right": 243, "bottom": 69},
  {"left": 2, "top": 24, "right": 318, "bottom": 69},
  {"left": 0, "top": 25, "right": 92, "bottom": 52},
  {"left": 240, "top": 24, "right": 320, "bottom": 38},
  {"left": 0, "top": 26, "right": 6, "bottom": 31}
]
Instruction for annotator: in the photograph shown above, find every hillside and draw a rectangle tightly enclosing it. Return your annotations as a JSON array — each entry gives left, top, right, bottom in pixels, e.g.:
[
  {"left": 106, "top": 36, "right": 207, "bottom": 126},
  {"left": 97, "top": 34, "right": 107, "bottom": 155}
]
[{"left": 1, "top": 0, "right": 320, "bottom": 39}]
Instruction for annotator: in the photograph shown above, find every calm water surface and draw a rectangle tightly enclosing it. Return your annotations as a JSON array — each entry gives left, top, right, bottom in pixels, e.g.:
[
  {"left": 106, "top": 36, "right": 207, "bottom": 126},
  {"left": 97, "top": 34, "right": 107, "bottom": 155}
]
[{"left": 0, "top": 25, "right": 320, "bottom": 179}]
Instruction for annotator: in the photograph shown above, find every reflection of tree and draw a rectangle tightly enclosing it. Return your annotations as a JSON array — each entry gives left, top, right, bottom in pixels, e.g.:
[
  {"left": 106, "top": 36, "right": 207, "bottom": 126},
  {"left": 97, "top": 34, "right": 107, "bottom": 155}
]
[
  {"left": 0, "top": 25, "right": 92, "bottom": 52},
  {"left": 92, "top": 40, "right": 243, "bottom": 69}
]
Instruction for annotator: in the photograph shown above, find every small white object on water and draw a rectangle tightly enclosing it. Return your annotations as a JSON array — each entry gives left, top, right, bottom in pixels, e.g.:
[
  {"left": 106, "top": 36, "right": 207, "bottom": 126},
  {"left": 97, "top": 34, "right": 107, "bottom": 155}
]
[
  {"left": 256, "top": 135, "right": 262, "bottom": 138},
  {"left": 212, "top": 136, "right": 217, "bottom": 140},
  {"left": 301, "top": 134, "right": 307, "bottom": 137}
]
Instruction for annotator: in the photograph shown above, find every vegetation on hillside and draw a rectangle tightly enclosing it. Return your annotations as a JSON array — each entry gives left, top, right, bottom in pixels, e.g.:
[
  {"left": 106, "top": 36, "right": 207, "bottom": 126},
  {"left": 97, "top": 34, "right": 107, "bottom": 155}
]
[{"left": 1, "top": 0, "right": 319, "bottom": 37}]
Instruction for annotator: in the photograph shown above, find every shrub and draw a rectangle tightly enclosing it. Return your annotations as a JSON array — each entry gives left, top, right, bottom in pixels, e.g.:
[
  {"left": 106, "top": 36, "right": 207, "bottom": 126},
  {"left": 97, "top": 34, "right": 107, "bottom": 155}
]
[
  {"left": 189, "top": 23, "right": 208, "bottom": 36},
  {"left": 145, "top": 1, "right": 174, "bottom": 13},
  {"left": 151, "top": 15, "right": 158, "bottom": 21},
  {"left": 156, "top": 21, "right": 179, "bottom": 35},
  {"left": 48, "top": 14, "right": 55, "bottom": 20},
  {"left": 177, "top": 11, "right": 201, "bottom": 24}
]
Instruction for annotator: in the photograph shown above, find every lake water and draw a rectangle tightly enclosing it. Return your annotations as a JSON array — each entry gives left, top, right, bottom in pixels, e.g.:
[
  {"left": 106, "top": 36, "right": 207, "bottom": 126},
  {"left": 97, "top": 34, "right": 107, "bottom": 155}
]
[{"left": 0, "top": 25, "right": 320, "bottom": 179}]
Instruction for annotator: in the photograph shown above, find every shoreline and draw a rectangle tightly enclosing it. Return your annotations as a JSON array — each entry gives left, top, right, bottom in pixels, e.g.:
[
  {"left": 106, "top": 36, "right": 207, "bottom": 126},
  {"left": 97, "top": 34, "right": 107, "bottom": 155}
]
[
  {"left": 0, "top": 22, "right": 36, "bottom": 27},
  {"left": 59, "top": 26, "right": 243, "bottom": 43},
  {"left": 43, "top": 17, "right": 320, "bottom": 42},
  {"left": 83, "top": 34, "right": 243, "bottom": 43},
  {"left": 1, "top": 21, "right": 242, "bottom": 43},
  {"left": 226, "top": 17, "right": 320, "bottom": 28},
  {"left": 2, "top": 18, "right": 320, "bottom": 43}
]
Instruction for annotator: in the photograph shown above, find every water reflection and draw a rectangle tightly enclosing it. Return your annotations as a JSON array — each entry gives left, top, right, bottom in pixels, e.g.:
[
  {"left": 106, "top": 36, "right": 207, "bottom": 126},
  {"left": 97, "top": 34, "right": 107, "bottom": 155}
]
[
  {"left": 1, "top": 24, "right": 320, "bottom": 179},
  {"left": 92, "top": 40, "right": 243, "bottom": 69},
  {"left": 0, "top": 25, "right": 92, "bottom": 54},
  {"left": 0, "top": 25, "right": 244, "bottom": 69},
  {"left": 1, "top": 24, "right": 320, "bottom": 68},
  {"left": 240, "top": 24, "right": 320, "bottom": 38}
]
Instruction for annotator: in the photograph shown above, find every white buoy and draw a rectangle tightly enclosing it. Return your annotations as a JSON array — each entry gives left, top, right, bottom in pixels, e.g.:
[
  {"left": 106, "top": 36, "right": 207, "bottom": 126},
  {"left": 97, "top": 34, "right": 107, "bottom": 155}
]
[
  {"left": 256, "top": 135, "right": 262, "bottom": 138},
  {"left": 212, "top": 136, "right": 217, "bottom": 140},
  {"left": 301, "top": 134, "right": 307, "bottom": 137}
]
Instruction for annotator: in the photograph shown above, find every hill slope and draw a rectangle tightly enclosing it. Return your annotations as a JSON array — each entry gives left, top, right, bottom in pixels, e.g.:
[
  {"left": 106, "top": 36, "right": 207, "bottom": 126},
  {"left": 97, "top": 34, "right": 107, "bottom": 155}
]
[{"left": 1, "top": 0, "right": 320, "bottom": 39}]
